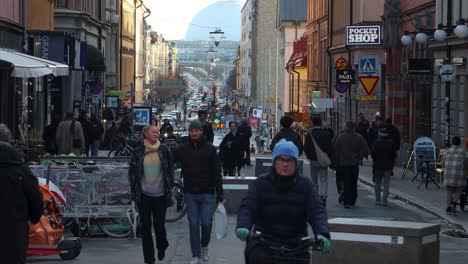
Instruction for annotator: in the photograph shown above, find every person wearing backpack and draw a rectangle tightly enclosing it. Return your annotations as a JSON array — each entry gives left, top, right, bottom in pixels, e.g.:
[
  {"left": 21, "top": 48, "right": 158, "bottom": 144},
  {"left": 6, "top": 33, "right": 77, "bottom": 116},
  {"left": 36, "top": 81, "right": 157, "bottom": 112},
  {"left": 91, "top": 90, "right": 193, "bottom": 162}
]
[
  {"left": 270, "top": 115, "right": 303, "bottom": 156},
  {"left": 304, "top": 116, "right": 333, "bottom": 207}
]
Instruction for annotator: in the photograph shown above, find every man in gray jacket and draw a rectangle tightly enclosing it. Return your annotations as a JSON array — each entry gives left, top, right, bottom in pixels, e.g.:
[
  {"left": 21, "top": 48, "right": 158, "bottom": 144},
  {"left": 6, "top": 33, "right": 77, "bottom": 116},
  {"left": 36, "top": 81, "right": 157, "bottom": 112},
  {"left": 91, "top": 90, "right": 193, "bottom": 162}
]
[{"left": 332, "top": 121, "right": 370, "bottom": 208}]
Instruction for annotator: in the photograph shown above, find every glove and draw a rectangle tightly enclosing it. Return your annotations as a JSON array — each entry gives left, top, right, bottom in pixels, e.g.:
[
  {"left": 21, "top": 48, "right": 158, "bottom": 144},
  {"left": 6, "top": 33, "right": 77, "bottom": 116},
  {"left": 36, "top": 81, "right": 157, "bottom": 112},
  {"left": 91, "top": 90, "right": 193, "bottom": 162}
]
[
  {"left": 217, "top": 196, "right": 224, "bottom": 204},
  {"left": 317, "top": 234, "right": 330, "bottom": 253},
  {"left": 236, "top": 228, "right": 249, "bottom": 241}
]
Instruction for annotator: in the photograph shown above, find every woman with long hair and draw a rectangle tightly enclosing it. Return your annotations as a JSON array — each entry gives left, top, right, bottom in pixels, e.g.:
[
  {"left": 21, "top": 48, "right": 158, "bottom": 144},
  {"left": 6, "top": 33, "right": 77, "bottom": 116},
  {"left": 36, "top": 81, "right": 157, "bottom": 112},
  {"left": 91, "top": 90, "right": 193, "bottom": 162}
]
[{"left": 128, "top": 125, "right": 174, "bottom": 264}]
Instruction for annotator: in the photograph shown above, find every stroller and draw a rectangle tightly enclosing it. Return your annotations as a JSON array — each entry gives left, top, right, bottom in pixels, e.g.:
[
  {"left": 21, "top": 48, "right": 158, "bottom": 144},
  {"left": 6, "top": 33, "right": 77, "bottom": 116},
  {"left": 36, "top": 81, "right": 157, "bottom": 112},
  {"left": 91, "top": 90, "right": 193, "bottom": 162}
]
[{"left": 27, "top": 177, "right": 81, "bottom": 260}]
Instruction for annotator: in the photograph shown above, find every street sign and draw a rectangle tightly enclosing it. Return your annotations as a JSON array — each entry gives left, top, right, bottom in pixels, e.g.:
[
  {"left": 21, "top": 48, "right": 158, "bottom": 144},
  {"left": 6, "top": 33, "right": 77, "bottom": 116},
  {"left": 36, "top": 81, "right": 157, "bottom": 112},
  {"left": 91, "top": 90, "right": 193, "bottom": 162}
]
[
  {"left": 440, "top": 64, "right": 456, "bottom": 81},
  {"left": 361, "top": 95, "right": 377, "bottom": 101},
  {"left": 335, "top": 83, "right": 349, "bottom": 93},
  {"left": 336, "top": 70, "right": 355, "bottom": 84},
  {"left": 335, "top": 58, "right": 349, "bottom": 70},
  {"left": 89, "top": 81, "right": 103, "bottom": 95},
  {"left": 359, "top": 58, "right": 377, "bottom": 75},
  {"left": 359, "top": 76, "right": 380, "bottom": 95},
  {"left": 337, "top": 93, "right": 346, "bottom": 103}
]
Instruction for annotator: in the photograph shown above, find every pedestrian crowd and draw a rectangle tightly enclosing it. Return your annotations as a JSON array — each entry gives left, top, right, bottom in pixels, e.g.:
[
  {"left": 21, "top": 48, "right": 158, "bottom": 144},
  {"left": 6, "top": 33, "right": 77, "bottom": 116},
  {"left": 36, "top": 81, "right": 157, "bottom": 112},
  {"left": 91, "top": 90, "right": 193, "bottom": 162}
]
[{"left": 4, "top": 107, "right": 468, "bottom": 264}]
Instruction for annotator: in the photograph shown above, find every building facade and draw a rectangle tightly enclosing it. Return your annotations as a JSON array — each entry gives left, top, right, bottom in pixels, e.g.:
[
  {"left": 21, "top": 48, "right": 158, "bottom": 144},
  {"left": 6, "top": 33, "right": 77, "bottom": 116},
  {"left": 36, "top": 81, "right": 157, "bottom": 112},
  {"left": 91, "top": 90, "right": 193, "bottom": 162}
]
[
  {"left": 240, "top": 0, "right": 254, "bottom": 99},
  {"left": 430, "top": 0, "right": 468, "bottom": 146},
  {"left": 278, "top": 0, "right": 307, "bottom": 113}
]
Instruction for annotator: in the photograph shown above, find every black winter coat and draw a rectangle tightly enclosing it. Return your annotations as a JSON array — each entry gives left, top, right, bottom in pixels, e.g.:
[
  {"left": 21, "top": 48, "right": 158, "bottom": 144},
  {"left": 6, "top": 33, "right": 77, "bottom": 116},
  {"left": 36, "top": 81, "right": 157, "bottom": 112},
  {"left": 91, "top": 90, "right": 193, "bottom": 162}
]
[
  {"left": 173, "top": 138, "right": 223, "bottom": 197},
  {"left": 128, "top": 142, "right": 174, "bottom": 204},
  {"left": 304, "top": 127, "right": 333, "bottom": 161},
  {"left": 238, "top": 124, "right": 252, "bottom": 148},
  {"left": 371, "top": 138, "right": 396, "bottom": 170},
  {"left": 219, "top": 132, "right": 244, "bottom": 169},
  {"left": 237, "top": 171, "right": 330, "bottom": 240},
  {"left": 270, "top": 128, "right": 303, "bottom": 155},
  {"left": 385, "top": 124, "right": 401, "bottom": 150},
  {"left": 202, "top": 121, "right": 214, "bottom": 143},
  {"left": 0, "top": 142, "right": 43, "bottom": 264}
]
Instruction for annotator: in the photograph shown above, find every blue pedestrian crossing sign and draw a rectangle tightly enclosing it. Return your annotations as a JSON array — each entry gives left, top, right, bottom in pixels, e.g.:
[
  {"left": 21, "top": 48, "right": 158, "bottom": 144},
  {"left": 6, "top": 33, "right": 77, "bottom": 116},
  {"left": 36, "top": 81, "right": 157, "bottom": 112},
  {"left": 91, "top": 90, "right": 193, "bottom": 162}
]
[{"left": 359, "top": 58, "right": 377, "bottom": 75}]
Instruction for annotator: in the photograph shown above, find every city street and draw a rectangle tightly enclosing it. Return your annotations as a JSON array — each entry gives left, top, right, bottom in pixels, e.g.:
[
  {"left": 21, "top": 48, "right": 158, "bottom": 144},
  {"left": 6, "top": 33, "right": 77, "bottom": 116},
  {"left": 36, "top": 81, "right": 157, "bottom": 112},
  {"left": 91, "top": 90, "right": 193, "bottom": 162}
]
[{"left": 27, "top": 160, "right": 468, "bottom": 264}]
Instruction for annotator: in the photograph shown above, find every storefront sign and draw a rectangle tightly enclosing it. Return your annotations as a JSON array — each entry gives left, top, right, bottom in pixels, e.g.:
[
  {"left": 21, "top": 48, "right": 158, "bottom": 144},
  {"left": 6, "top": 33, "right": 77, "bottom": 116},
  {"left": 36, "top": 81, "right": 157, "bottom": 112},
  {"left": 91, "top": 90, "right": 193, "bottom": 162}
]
[
  {"left": 336, "top": 70, "right": 355, "bottom": 84},
  {"left": 249, "top": 118, "right": 259, "bottom": 127},
  {"left": 30, "top": 31, "right": 66, "bottom": 63},
  {"left": 413, "top": 137, "right": 436, "bottom": 174},
  {"left": 346, "top": 25, "right": 381, "bottom": 45}
]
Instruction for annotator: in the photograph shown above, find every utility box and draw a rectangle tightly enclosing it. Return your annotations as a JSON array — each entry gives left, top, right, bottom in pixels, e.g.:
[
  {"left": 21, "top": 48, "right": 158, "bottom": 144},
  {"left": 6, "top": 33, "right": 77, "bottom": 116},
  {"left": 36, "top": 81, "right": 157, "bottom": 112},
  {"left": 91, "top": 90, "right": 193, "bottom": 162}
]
[
  {"left": 312, "top": 218, "right": 440, "bottom": 264},
  {"left": 222, "top": 177, "right": 256, "bottom": 213},
  {"left": 255, "top": 158, "right": 304, "bottom": 176}
]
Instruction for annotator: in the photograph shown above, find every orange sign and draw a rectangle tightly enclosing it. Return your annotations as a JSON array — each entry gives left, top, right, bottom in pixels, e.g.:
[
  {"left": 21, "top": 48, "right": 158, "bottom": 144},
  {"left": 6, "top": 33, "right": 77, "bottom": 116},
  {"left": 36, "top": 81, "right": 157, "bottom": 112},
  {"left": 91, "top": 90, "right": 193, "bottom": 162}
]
[
  {"left": 359, "top": 76, "right": 380, "bottom": 96},
  {"left": 335, "top": 58, "right": 349, "bottom": 70}
]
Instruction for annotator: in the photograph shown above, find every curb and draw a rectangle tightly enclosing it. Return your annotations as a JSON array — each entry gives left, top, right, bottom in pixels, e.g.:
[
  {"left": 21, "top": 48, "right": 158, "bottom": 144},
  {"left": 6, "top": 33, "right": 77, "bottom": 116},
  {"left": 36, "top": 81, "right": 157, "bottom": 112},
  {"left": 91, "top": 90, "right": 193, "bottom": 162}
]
[{"left": 358, "top": 177, "right": 468, "bottom": 231}]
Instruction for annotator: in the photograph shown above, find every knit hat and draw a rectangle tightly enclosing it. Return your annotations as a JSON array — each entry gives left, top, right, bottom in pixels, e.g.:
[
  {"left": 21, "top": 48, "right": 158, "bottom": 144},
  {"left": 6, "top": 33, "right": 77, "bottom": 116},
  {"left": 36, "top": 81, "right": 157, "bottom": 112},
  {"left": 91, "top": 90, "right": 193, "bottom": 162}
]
[
  {"left": 272, "top": 139, "right": 299, "bottom": 163},
  {"left": 189, "top": 120, "right": 203, "bottom": 131}
]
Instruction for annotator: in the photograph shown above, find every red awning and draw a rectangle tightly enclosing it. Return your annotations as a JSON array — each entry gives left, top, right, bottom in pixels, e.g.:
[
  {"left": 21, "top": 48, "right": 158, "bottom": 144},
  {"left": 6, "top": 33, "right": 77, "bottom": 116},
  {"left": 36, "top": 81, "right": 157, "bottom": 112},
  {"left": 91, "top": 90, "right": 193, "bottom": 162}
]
[{"left": 287, "top": 34, "right": 307, "bottom": 68}]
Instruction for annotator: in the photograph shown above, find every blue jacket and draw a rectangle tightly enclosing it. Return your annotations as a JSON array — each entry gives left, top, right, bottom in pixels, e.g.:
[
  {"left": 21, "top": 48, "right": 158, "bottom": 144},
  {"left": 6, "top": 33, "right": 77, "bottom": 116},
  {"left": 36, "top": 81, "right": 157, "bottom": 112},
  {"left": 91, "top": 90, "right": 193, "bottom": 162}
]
[{"left": 236, "top": 171, "right": 330, "bottom": 239}]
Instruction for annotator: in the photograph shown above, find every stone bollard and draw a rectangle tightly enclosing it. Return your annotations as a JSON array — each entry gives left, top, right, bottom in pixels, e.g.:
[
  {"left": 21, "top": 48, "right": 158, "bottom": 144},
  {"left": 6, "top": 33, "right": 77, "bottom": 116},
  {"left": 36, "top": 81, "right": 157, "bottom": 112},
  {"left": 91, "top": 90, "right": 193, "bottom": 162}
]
[{"left": 312, "top": 218, "right": 440, "bottom": 264}]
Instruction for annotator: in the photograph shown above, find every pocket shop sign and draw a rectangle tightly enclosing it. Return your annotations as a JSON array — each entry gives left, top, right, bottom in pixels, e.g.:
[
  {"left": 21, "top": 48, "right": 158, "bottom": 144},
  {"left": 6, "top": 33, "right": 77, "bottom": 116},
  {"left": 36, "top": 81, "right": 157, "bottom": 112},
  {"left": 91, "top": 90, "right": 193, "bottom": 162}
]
[{"left": 346, "top": 25, "right": 381, "bottom": 45}]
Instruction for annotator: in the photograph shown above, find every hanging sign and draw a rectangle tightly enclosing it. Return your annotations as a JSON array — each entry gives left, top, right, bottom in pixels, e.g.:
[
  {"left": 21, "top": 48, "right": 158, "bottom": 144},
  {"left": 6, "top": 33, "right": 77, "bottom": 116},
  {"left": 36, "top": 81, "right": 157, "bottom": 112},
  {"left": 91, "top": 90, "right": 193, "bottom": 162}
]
[
  {"left": 440, "top": 64, "right": 456, "bottom": 81},
  {"left": 347, "top": 25, "right": 381, "bottom": 45},
  {"left": 336, "top": 70, "right": 355, "bottom": 84}
]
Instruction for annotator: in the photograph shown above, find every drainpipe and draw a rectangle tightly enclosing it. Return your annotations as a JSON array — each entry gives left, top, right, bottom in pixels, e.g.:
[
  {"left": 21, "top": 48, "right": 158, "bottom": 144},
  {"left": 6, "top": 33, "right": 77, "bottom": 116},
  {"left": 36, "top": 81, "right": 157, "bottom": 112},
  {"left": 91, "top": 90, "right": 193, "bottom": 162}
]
[
  {"left": 288, "top": 67, "right": 295, "bottom": 113},
  {"left": 292, "top": 66, "right": 300, "bottom": 113},
  {"left": 132, "top": 0, "right": 143, "bottom": 115},
  {"left": 119, "top": 0, "right": 123, "bottom": 92},
  {"left": 327, "top": 0, "right": 334, "bottom": 126},
  {"left": 22, "top": 0, "right": 28, "bottom": 53}
]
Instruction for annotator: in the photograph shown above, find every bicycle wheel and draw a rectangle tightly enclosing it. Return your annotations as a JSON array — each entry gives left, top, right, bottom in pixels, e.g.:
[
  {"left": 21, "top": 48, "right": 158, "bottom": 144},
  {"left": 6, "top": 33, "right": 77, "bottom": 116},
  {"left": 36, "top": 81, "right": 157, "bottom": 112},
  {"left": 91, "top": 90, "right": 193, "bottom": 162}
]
[
  {"left": 97, "top": 218, "right": 133, "bottom": 238},
  {"left": 108, "top": 148, "right": 122, "bottom": 157},
  {"left": 165, "top": 183, "right": 187, "bottom": 222}
]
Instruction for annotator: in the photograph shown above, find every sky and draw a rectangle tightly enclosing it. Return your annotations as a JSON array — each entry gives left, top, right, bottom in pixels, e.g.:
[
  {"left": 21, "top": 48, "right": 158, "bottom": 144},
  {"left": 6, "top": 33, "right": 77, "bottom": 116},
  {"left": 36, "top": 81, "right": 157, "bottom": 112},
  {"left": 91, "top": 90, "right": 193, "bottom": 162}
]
[{"left": 145, "top": 0, "right": 246, "bottom": 41}]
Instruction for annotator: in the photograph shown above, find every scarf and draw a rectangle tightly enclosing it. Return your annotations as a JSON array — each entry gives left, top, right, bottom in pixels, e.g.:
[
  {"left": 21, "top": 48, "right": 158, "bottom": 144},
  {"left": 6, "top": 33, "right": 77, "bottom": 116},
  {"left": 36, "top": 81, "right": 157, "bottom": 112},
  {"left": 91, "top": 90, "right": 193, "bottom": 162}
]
[{"left": 144, "top": 139, "right": 160, "bottom": 152}]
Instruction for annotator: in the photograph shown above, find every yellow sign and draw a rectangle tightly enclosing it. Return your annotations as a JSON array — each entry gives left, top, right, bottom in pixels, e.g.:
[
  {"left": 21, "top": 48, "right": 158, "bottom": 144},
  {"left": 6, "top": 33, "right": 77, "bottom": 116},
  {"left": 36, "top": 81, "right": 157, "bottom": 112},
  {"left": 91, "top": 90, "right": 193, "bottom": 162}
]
[
  {"left": 358, "top": 76, "right": 380, "bottom": 95},
  {"left": 361, "top": 95, "right": 377, "bottom": 101}
]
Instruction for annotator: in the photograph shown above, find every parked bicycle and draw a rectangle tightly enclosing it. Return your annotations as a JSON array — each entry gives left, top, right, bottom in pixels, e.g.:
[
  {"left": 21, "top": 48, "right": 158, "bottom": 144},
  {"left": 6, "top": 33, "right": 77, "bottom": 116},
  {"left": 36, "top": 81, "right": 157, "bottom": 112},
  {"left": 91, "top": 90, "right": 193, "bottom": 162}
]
[
  {"left": 165, "top": 168, "right": 187, "bottom": 222},
  {"left": 108, "top": 132, "right": 141, "bottom": 157}
]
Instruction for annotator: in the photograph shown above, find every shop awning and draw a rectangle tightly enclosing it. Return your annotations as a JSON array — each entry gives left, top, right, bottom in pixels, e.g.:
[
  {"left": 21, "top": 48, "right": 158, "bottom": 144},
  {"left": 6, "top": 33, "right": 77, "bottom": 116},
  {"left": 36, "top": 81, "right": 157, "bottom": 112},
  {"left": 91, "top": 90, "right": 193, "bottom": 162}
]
[
  {"left": 0, "top": 48, "right": 69, "bottom": 78},
  {"left": 286, "top": 34, "right": 308, "bottom": 68},
  {"left": 86, "top": 44, "right": 106, "bottom": 72}
]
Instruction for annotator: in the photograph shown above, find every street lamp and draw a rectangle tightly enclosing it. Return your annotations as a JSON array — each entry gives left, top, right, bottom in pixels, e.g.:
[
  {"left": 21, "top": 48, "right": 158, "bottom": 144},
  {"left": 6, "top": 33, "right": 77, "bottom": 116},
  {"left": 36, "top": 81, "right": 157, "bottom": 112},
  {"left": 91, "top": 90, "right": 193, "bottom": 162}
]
[{"left": 400, "top": 0, "right": 468, "bottom": 147}]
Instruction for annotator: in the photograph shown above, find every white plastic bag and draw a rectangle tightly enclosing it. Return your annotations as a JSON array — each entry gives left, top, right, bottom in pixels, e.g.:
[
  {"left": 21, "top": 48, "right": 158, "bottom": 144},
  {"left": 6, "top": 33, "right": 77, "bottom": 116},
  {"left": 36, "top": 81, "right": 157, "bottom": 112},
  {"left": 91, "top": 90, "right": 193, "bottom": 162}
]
[{"left": 214, "top": 203, "right": 227, "bottom": 240}]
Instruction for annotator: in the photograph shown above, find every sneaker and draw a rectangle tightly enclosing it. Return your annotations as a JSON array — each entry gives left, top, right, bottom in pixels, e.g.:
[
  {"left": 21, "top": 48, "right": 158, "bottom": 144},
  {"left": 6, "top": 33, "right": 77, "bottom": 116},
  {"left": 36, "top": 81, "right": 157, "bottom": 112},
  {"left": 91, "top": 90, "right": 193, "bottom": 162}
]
[
  {"left": 201, "top": 247, "right": 209, "bottom": 262},
  {"left": 190, "top": 257, "right": 200, "bottom": 264}
]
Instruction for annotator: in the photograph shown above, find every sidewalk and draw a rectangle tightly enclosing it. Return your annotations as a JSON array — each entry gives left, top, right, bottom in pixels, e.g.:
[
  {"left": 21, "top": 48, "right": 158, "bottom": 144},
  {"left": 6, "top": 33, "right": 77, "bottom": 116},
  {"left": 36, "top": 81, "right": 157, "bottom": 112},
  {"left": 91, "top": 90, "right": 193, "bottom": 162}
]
[{"left": 358, "top": 159, "right": 468, "bottom": 231}]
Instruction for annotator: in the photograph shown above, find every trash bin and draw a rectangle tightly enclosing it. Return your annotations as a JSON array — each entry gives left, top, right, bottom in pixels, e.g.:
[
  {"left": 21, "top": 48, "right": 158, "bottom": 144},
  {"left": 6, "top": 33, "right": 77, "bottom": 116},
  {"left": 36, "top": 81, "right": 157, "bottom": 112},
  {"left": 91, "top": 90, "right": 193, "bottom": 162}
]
[
  {"left": 255, "top": 158, "right": 304, "bottom": 176},
  {"left": 222, "top": 177, "right": 256, "bottom": 213},
  {"left": 312, "top": 218, "right": 440, "bottom": 264}
]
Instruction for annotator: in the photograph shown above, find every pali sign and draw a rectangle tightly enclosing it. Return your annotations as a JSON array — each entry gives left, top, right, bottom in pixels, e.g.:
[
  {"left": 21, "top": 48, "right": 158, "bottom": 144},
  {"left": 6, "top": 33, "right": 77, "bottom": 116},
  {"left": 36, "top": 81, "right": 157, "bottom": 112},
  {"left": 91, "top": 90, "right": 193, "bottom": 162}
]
[{"left": 346, "top": 25, "right": 381, "bottom": 45}]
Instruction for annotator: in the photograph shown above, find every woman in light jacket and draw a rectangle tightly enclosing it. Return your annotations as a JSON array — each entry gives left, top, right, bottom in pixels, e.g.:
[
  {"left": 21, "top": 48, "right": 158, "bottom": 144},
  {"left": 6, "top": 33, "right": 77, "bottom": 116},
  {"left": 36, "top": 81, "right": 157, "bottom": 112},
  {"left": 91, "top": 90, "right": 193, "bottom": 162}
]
[
  {"left": 443, "top": 136, "right": 467, "bottom": 215},
  {"left": 128, "top": 125, "right": 174, "bottom": 264}
]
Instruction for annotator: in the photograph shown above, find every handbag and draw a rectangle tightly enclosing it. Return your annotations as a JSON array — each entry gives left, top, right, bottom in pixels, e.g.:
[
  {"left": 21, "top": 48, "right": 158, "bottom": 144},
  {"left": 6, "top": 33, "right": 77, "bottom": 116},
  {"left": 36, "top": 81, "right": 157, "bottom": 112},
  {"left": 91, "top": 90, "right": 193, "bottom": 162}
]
[{"left": 311, "top": 134, "right": 331, "bottom": 168}]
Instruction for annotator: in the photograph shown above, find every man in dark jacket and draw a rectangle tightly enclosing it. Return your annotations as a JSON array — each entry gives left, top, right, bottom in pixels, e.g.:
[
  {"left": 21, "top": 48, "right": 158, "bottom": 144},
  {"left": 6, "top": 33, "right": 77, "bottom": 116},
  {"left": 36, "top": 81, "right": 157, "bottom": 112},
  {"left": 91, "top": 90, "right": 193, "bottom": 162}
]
[
  {"left": 0, "top": 124, "right": 43, "bottom": 264},
  {"left": 270, "top": 115, "right": 303, "bottom": 155},
  {"left": 172, "top": 120, "right": 223, "bottom": 264},
  {"left": 236, "top": 139, "right": 330, "bottom": 263},
  {"left": 198, "top": 110, "right": 214, "bottom": 143},
  {"left": 332, "top": 121, "right": 370, "bottom": 208},
  {"left": 42, "top": 113, "right": 61, "bottom": 155},
  {"left": 304, "top": 116, "right": 333, "bottom": 207},
  {"left": 371, "top": 129, "right": 396, "bottom": 205},
  {"left": 385, "top": 118, "right": 400, "bottom": 151},
  {"left": 238, "top": 118, "right": 253, "bottom": 166}
]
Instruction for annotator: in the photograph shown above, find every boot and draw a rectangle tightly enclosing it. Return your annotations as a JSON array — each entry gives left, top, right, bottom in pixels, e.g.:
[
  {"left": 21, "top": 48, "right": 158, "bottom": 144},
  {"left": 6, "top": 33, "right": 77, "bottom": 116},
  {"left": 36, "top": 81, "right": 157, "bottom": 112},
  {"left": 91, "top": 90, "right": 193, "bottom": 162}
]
[{"left": 321, "top": 196, "right": 327, "bottom": 208}]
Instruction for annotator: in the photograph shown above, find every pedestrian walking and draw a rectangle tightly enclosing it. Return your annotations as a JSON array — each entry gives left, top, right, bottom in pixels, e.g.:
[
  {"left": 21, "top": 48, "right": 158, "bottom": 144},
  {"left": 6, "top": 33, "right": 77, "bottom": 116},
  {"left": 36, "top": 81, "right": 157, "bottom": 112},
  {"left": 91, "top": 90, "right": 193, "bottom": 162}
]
[
  {"left": 42, "top": 113, "right": 61, "bottom": 155},
  {"left": 0, "top": 124, "right": 43, "bottom": 264},
  {"left": 443, "top": 136, "right": 467, "bottom": 215},
  {"left": 270, "top": 115, "right": 303, "bottom": 155},
  {"left": 371, "top": 129, "right": 396, "bottom": 206},
  {"left": 304, "top": 116, "right": 333, "bottom": 207},
  {"left": 332, "top": 121, "right": 370, "bottom": 208},
  {"left": 89, "top": 116, "right": 104, "bottom": 156},
  {"left": 368, "top": 116, "right": 384, "bottom": 181},
  {"left": 78, "top": 110, "right": 94, "bottom": 156},
  {"left": 198, "top": 110, "right": 214, "bottom": 143},
  {"left": 56, "top": 112, "right": 85, "bottom": 155},
  {"left": 239, "top": 118, "right": 253, "bottom": 166},
  {"left": 128, "top": 125, "right": 174, "bottom": 263},
  {"left": 236, "top": 139, "right": 330, "bottom": 263},
  {"left": 219, "top": 121, "right": 244, "bottom": 176},
  {"left": 355, "top": 113, "right": 370, "bottom": 144},
  {"left": 172, "top": 120, "right": 224, "bottom": 264},
  {"left": 255, "top": 135, "right": 262, "bottom": 154},
  {"left": 384, "top": 118, "right": 401, "bottom": 151}
]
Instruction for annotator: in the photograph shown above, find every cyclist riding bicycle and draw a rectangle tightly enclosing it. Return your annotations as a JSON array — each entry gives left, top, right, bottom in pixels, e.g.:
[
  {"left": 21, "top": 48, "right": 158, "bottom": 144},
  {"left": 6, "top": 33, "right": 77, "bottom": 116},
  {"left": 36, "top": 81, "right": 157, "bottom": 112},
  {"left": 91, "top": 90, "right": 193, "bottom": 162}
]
[{"left": 236, "top": 139, "right": 330, "bottom": 263}]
